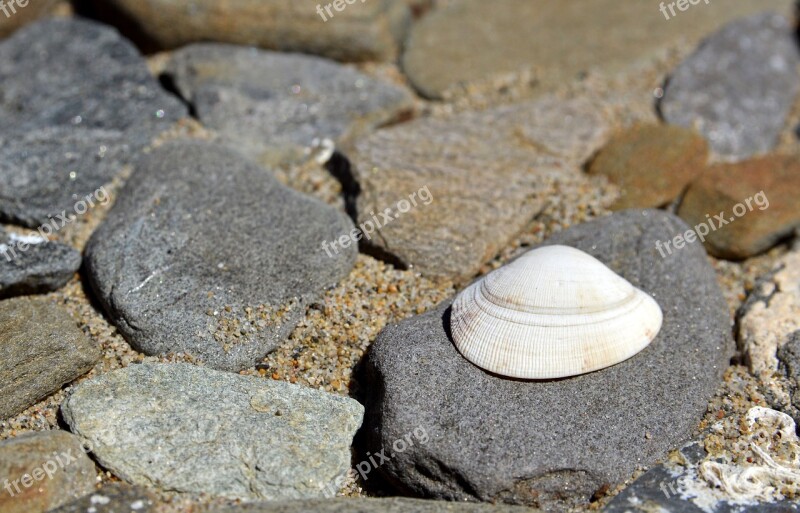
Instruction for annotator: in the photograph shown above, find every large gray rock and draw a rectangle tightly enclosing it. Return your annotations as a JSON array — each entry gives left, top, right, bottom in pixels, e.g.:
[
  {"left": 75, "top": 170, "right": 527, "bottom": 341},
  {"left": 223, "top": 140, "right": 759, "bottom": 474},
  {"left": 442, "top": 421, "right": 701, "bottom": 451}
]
[
  {"left": 0, "top": 229, "right": 81, "bottom": 298},
  {"left": 661, "top": 12, "right": 800, "bottom": 159},
  {"left": 85, "top": 141, "right": 357, "bottom": 371},
  {"left": 361, "top": 210, "right": 732, "bottom": 511},
  {"left": 0, "top": 296, "right": 99, "bottom": 419},
  {"left": 211, "top": 498, "right": 537, "bottom": 512},
  {"left": 165, "top": 44, "right": 413, "bottom": 168},
  {"left": 61, "top": 363, "right": 364, "bottom": 501},
  {"left": 0, "top": 431, "right": 97, "bottom": 513},
  {"left": 0, "top": 18, "right": 186, "bottom": 227}
]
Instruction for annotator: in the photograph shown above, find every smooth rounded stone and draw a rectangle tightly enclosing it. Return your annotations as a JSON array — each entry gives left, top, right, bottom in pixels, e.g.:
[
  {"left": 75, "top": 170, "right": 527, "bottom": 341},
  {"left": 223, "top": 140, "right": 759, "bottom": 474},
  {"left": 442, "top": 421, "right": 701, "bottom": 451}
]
[
  {"left": 0, "top": 228, "right": 81, "bottom": 298},
  {"left": 0, "top": 0, "right": 58, "bottom": 38},
  {"left": 61, "top": 363, "right": 365, "bottom": 501},
  {"left": 349, "top": 96, "right": 610, "bottom": 282},
  {"left": 165, "top": 44, "right": 413, "bottom": 168},
  {"left": 587, "top": 125, "right": 709, "bottom": 210},
  {"left": 48, "top": 483, "right": 156, "bottom": 513},
  {"left": 0, "top": 18, "right": 186, "bottom": 227},
  {"left": 90, "top": 0, "right": 409, "bottom": 61},
  {"left": 0, "top": 296, "right": 99, "bottom": 420},
  {"left": 361, "top": 210, "right": 732, "bottom": 511},
  {"left": 402, "top": 0, "right": 795, "bottom": 99},
  {"left": 210, "top": 497, "right": 538, "bottom": 512},
  {"left": 0, "top": 431, "right": 97, "bottom": 513},
  {"left": 85, "top": 141, "right": 357, "bottom": 371},
  {"left": 738, "top": 250, "right": 800, "bottom": 374},
  {"left": 677, "top": 155, "right": 799, "bottom": 259},
  {"left": 660, "top": 12, "right": 800, "bottom": 160}
]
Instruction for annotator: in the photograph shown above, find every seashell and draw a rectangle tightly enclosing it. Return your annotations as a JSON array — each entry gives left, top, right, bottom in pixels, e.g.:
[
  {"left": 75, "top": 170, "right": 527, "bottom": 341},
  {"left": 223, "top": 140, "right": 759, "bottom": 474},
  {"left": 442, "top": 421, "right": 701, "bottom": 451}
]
[{"left": 450, "top": 245, "right": 662, "bottom": 379}]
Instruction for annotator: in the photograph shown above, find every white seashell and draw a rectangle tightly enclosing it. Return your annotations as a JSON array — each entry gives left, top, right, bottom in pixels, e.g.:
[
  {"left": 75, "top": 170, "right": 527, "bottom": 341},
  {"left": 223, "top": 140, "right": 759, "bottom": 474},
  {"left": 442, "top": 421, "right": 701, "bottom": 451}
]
[{"left": 450, "top": 245, "right": 662, "bottom": 379}]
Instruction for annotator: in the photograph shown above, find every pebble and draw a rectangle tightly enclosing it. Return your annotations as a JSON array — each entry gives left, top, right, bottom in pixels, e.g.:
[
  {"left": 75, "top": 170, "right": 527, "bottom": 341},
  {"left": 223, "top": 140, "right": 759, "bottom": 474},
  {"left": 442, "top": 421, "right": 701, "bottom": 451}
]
[
  {"left": 0, "top": 228, "right": 81, "bottom": 298},
  {"left": 165, "top": 44, "right": 413, "bottom": 168},
  {"left": 48, "top": 483, "right": 156, "bottom": 513},
  {"left": 0, "top": 431, "right": 97, "bottom": 513},
  {"left": 61, "top": 363, "right": 364, "bottom": 500},
  {"left": 0, "top": 296, "right": 100, "bottom": 419},
  {"left": 85, "top": 141, "right": 357, "bottom": 371},
  {"left": 360, "top": 210, "right": 732, "bottom": 511},
  {"left": 348, "top": 96, "right": 609, "bottom": 282},
  {"left": 678, "top": 155, "right": 800, "bottom": 259},
  {"left": 660, "top": 12, "right": 800, "bottom": 159},
  {"left": 588, "top": 124, "right": 709, "bottom": 210}
]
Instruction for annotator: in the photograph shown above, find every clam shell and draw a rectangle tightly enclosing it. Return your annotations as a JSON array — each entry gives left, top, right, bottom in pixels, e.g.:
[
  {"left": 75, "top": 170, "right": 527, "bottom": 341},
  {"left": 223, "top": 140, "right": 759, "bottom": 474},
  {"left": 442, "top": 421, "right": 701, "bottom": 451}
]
[{"left": 451, "top": 245, "right": 662, "bottom": 379}]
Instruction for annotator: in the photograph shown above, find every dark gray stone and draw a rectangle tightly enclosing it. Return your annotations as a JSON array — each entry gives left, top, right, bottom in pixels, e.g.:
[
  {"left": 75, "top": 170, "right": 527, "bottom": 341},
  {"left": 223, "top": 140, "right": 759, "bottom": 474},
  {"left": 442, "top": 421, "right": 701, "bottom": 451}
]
[
  {"left": 660, "top": 12, "right": 800, "bottom": 159},
  {"left": 361, "top": 210, "right": 732, "bottom": 512},
  {"left": 0, "top": 296, "right": 100, "bottom": 420},
  {"left": 48, "top": 483, "right": 156, "bottom": 513},
  {"left": 0, "top": 228, "right": 81, "bottom": 298},
  {"left": 85, "top": 141, "right": 357, "bottom": 371},
  {"left": 776, "top": 331, "right": 800, "bottom": 423},
  {"left": 0, "top": 18, "right": 186, "bottom": 227},
  {"left": 211, "top": 497, "right": 538, "bottom": 512}
]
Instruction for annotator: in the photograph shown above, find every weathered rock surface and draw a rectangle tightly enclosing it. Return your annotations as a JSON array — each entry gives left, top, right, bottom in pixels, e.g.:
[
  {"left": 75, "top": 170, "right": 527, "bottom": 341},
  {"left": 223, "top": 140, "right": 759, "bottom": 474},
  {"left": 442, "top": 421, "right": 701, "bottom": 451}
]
[
  {"left": 0, "top": 229, "right": 81, "bottom": 298},
  {"left": 678, "top": 155, "right": 799, "bottom": 259},
  {"left": 402, "top": 0, "right": 795, "bottom": 99},
  {"left": 49, "top": 483, "right": 156, "bottom": 513},
  {"left": 349, "top": 96, "right": 610, "bottom": 282},
  {"left": 211, "top": 497, "right": 538, "bottom": 512},
  {"left": 0, "top": 431, "right": 96, "bottom": 513},
  {"left": 661, "top": 12, "right": 800, "bottom": 159},
  {"left": 0, "top": 296, "right": 99, "bottom": 419},
  {"left": 361, "top": 210, "right": 732, "bottom": 511},
  {"left": 588, "top": 125, "right": 708, "bottom": 210},
  {"left": 85, "top": 141, "right": 356, "bottom": 371},
  {"left": 166, "top": 44, "right": 413, "bottom": 168},
  {"left": 0, "top": 0, "right": 58, "bottom": 38},
  {"left": 90, "top": 0, "right": 410, "bottom": 61},
  {"left": 0, "top": 18, "right": 185, "bottom": 227},
  {"left": 62, "top": 363, "right": 364, "bottom": 500}
]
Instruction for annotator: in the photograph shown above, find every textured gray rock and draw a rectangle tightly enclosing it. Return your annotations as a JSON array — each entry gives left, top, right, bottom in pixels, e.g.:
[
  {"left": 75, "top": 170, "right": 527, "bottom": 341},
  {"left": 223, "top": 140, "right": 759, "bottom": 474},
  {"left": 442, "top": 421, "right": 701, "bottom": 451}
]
[
  {"left": 0, "top": 297, "right": 99, "bottom": 420},
  {"left": 361, "top": 210, "right": 732, "bottom": 511},
  {"left": 0, "top": 18, "right": 186, "bottom": 227},
  {"left": 165, "top": 44, "right": 413, "bottom": 168},
  {"left": 48, "top": 483, "right": 156, "bottom": 513},
  {"left": 661, "top": 12, "right": 800, "bottom": 159},
  {"left": 777, "top": 332, "right": 800, "bottom": 424},
  {"left": 0, "top": 229, "right": 81, "bottom": 298},
  {"left": 85, "top": 141, "right": 357, "bottom": 371},
  {"left": 211, "top": 497, "right": 538, "bottom": 512},
  {"left": 349, "top": 96, "right": 610, "bottom": 282},
  {"left": 0, "top": 431, "right": 97, "bottom": 513},
  {"left": 62, "top": 363, "right": 364, "bottom": 500}
]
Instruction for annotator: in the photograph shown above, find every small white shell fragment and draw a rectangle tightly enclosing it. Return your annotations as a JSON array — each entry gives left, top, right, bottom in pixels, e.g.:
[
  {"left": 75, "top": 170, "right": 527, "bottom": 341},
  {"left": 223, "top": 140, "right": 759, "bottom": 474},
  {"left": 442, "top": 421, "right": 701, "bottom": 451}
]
[{"left": 450, "top": 245, "right": 663, "bottom": 379}]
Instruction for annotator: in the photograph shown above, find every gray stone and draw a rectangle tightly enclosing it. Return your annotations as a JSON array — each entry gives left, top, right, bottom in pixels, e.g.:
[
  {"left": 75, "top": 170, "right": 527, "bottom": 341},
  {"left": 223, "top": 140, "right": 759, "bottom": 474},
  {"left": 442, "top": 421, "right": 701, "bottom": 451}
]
[
  {"left": 165, "top": 44, "right": 413, "bottom": 168},
  {"left": 776, "top": 331, "right": 800, "bottom": 423},
  {"left": 0, "top": 296, "right": 99, "bottom": 419},
  {"left": 661, "top": 12, "right": 800, "bottom": 159},
  {"left": 0, "top": 18, "right": 186, "bottom": 227},
  {"left": 0, "top": 228, "right": 81, "bottom": 298},
  {"left": 48, "top": 483, "right": 156, "bottom": 513},
  {"left": 361, "top": 210, "right": 732, "bottom": 511},
  {"left": 348, "top": 96, "right": 610, "bottom": 282},
  {"left": 61, "top": 363, "right": 364, "bottom": 501},
  {"left": 211, "top": 497, "right": 538, "bottom": 512},
  {"left": 85, "top": 141, "right": 357, "bottom": 371},
  {"left": 0, "top": 431, "right": 97, "bottom": 513}
]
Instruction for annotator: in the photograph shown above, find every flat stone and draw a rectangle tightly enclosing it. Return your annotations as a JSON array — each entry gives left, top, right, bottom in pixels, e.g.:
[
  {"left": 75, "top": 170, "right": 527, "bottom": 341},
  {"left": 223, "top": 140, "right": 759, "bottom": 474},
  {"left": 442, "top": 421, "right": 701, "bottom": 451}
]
[
  {"left": 91, "top": 0, "right": 410, "bottom": 61},
  {"left": 360, "top": 210, "right": 732, "bottom": 511},
  {"left": 588, "top": 125, "right": 709, "bottom": 210},
  {"left": 85, "top": 141, "right": 357, "bottom": 371},
  {"left": 0, "top": 0, "right": 58, "bottom": 38},
  {"left": 677, "top": 155, "right": 800, "bottom": 259},
  {"left": 0, "top": 18, "right": 186, "bottom": 227},
  {"left": 0, "top": 431, "right": 97, "bottom": 513},
  {"left": 0, "top": 296, "right": 99, "bottom": 419},
  {"left": 739, "top": 250, "right": 800, "bottom": 374},
  {"left": 61, "top": 363, "right": 364, "bottom": 501},
  {"left": 660, "top": 12, "right": 800, "bottom": 159},
  {"left": 165, "top": 44, "right": 413, "bottom": 168},
  {"left": 402, "top": 0, "right": 794, "bottom": 99},
  {"left": 48, "top": 483, "right": 157, "bottom": 513},
  {"left": 348, "top": 96, "right": 610, "bottom": 282},
  {"left": 210, "top": 497, "right": 537, "bottom": 512},
  {"left": 0, "top": 229, "right": 81, "bottom": 298}
]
